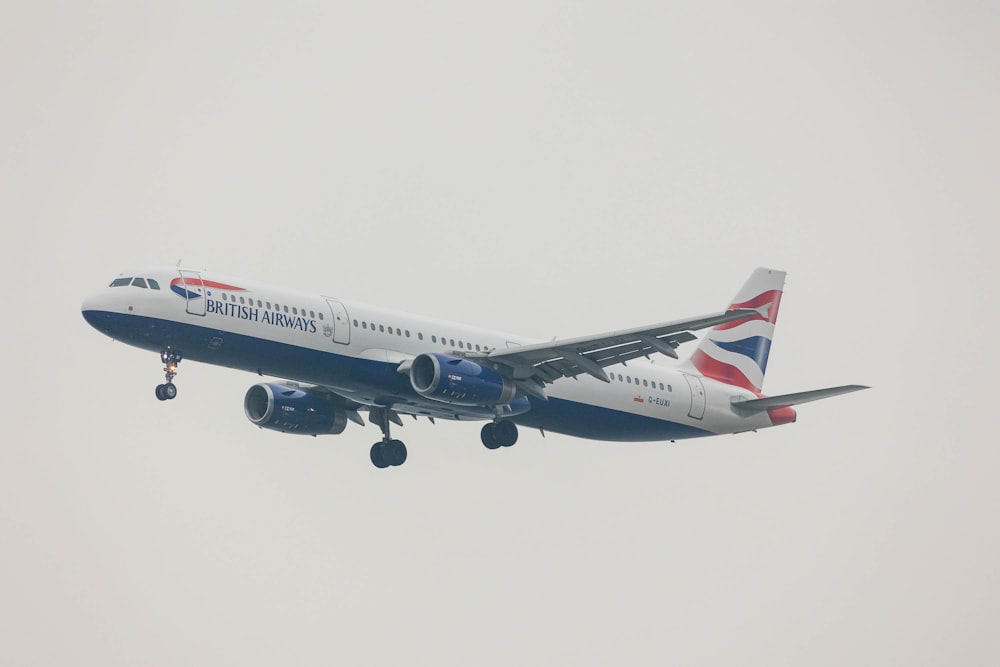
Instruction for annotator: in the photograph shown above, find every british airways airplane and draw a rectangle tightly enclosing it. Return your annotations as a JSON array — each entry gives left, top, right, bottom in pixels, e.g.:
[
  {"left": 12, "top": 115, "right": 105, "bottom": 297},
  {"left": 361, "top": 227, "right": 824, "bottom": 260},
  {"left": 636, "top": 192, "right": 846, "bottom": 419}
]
[{"left": 81, "top": 266, "right": 866, "bottom": 468}]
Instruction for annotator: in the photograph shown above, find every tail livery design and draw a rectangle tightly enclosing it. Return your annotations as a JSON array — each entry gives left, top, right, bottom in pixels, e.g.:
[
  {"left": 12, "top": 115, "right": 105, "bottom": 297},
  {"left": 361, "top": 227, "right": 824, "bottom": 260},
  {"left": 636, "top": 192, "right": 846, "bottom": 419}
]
[{"left": 685, "top": 268, "right": 785, "bottom": 393}]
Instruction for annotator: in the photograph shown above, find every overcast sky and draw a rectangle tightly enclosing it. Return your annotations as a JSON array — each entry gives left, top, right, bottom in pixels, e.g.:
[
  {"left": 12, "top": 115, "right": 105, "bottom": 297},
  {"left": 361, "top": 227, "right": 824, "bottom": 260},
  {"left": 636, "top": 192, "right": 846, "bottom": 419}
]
[{"left": 2, "top": 2, "right": 998, "bottom": 665}]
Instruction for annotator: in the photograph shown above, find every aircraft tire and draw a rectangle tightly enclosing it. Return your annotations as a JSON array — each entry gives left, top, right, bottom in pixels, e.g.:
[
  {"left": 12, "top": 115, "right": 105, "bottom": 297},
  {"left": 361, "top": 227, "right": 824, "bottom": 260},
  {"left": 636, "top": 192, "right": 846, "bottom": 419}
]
[
  {"left": 162, "top": 383, "right": 177, "bottom": 400},
  {"left": 387, "top": 439, "right": 407, "bottom": 466},
  {"left": 496, "top": 421, "right": 518, "bottom": 448},
  {"left": 481, "top": 423, "right": 501, "bottom": 450},
  {"left": 370, "top": 442, "right": 391, "bottom": 469}
]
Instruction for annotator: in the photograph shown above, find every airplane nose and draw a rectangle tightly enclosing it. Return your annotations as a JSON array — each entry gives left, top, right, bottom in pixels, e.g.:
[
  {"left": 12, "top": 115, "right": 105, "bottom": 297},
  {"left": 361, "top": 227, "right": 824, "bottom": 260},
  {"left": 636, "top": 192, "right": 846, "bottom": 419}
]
[{"left": 81, "top": 292, "right": 112, "bottom": 332}]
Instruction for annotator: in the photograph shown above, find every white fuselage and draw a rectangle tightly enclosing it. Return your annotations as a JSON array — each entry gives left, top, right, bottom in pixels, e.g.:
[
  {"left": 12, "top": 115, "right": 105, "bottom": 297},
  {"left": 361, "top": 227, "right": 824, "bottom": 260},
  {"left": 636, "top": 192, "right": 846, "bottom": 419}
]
[{"left": 82, "top": 267, "right": 780, "bottom": 442}]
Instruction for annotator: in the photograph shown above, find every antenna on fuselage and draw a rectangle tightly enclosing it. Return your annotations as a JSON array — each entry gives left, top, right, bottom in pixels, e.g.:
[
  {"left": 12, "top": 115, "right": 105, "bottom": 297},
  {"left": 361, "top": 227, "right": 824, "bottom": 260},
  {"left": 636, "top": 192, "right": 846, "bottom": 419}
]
[{"left": 176, "top": 258, "right": 183, "bottom": 267}]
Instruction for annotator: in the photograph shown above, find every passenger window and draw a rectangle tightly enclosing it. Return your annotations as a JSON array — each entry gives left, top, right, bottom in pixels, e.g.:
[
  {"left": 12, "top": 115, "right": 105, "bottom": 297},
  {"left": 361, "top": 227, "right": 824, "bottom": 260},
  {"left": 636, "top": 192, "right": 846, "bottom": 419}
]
[
  {"left": 379, "top": 325, "right": 385, "bottom": 333},
  {"left": 362, "top": 322, "right": 367, "bottom": 329},
  {"left": 310, "top": 311, "right": 316, "bottom": 318},
  {"left": 475, "top": 344, "right": 481, "bottom": 352},
  {"left": 405, "top": 330, "right": 410, "bottom": 338},
  {"left": 458, "top": 341, "right": 464, "bottom": 349},
  {"left": 148, "top": 279, "right": 160, "bottom": 290},
  {"left": 666, "top": 384, "right": 671, "bottom": 392},
  {"left": 257, "top": 300, "right": 263, "bottom": 307},
  {"left": 418, "top": 333, "right": 423, "bottom": 340},
  {"left": 292, "top": 307, "right": 298, "bottom": 315},
  {"left": 450, "top": 339, "right": 455, "bottom": 347},
  {"left": 627, "top": 376, "right": 632, "bottom": 384},
  {"left": 432, "top": 335, "right": 437, "bottom": 343},
  {"left": 318, "top": 312, "right": 324, "bottom": 320},
  {"left": 266, "top": 302, "right": 272, "bottom": 309},
  {"left": 239, "top": 297, "right": 245, "bottom": 304},
  {"left": 283, "top": 306, "right": 289, "bottom": 313},
  {"left": 353, "top": 319, "right": 359, "bottom": 327},
  {"left": 643, "top": 379, "right": 648, "bottom": 387}
]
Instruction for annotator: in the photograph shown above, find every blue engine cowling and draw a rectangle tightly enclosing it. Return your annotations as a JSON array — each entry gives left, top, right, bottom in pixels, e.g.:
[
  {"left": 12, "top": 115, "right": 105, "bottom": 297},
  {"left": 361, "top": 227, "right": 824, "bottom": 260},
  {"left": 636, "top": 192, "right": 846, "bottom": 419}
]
[
  {"left": 410, "top": 353, "right": 517, "bottom": 406},
  {"left": 244, "top": 383, "right": 348, "bottom": 435}
]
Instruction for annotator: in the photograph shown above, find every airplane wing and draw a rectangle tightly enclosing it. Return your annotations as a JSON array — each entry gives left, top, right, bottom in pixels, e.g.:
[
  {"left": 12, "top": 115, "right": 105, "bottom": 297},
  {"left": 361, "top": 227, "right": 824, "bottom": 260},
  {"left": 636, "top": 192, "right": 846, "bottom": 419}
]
[{"left": 464, "top": 308, "right": 756, "bottom": 399}]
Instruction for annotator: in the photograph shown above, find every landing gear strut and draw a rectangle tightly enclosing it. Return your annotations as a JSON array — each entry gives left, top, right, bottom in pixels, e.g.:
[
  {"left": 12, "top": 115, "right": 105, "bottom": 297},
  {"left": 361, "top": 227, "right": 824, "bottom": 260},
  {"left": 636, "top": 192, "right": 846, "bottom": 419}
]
[
  {"left": 481, "top": 420, "right": 518, "bottom": 450},
  {"left": 369, "top": 407, "right": 407, "bottom": 468},
  {"left": 155, "top": 348, "right": 182, "bottom": 401}
]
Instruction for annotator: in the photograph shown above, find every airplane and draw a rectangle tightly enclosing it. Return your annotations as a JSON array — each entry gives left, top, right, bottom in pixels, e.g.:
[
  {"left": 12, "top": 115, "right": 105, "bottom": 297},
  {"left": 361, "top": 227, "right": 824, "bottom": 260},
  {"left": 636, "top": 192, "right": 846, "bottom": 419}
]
[{"left": 81, "top": 266, "right": 867, "bottom": 468}]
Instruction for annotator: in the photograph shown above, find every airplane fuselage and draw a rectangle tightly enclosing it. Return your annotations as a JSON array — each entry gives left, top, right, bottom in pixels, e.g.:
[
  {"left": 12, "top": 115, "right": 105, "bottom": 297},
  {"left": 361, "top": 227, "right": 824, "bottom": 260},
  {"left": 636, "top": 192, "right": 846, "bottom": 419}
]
[{"left": 82, "top": 267, "right": 785, "bottom": 449}]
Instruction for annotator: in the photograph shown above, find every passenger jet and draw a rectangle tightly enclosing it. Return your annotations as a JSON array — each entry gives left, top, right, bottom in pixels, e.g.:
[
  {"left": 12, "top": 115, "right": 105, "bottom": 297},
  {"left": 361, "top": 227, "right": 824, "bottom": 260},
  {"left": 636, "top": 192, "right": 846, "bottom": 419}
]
[{"left": 81, "top": 266, "right": 867, "bottom": 468}]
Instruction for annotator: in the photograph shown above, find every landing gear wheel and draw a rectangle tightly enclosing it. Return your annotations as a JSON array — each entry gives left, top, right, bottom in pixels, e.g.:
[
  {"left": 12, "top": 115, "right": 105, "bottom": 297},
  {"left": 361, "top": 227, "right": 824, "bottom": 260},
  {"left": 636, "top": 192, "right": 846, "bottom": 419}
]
[
  {"left": 481, "top": 423, "right": 501, "bottom": 450},
  {"left": 370, "top": 442, "right": 391, "bottom": 469},
  {"left": 386, "top": 439, "right": 407, "bottom": 466},
  {"left": 496, "top": 420, "right": 518, "bottom": 447},
  {"left": 161, "top": 383, "right": 177, "bottom": 400},
  {"left": 155, "top": 384, "right": 167, "bottom": 401}
]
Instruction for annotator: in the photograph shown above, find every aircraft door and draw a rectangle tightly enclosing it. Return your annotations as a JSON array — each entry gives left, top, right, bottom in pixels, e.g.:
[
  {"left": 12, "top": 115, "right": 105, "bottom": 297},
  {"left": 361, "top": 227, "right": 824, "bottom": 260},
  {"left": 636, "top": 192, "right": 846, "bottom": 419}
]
[
  {"left": 685, "top": 374, "right": 706, "bottom": 420},
  {"left": 325, "top": 299, "right": 351, "bottom": 345},
  {"left": 177, "top": 269, "right": 206, "bottom": 316}
]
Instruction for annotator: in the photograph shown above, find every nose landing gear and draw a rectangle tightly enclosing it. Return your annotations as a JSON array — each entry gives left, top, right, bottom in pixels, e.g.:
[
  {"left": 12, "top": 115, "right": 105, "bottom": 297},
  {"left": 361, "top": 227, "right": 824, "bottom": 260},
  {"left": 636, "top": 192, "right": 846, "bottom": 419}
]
[{"left": 155, "top": 348, "right": 182, "bottom": 401}]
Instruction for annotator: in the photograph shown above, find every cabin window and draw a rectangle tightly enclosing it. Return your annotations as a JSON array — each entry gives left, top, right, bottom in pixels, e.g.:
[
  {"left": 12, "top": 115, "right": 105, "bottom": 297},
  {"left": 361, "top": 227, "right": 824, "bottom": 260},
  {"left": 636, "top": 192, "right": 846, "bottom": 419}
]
[
  {"left": 292, "top": 307, "right": 298, "bottom": 315},
  {"left": 362, "top": 322, "right": 367, "bottom": 329},
  {"left": 283, "top": 305, "right": 289, "bottom": 313},
  {"left": 432, "top": 335, "right": 437, "bottom": 343},
  {"left": 405, "top": 330, "right": 410, "bottom": 338},
  {"left": 418, "top": 333, "right": 423, "bottom": 340},
  {"left": 449, "top": 339, "right": 455, "bottom": 347},
  {"left": 353, "top": 319, "right": 358, "bottom": 327},
  {"left": 379, "top": 325, "right": 385, "bottom": 333},
  {"left": 318, "top": 312, "right": 324, "bottom": 320},
  {"left": 643, "top": 379, "right": 648, "bottom": 387},
  {"left": 266, "top": 302, "right": 271, "bottom": 309},
  {"left": 666, "top": 384, "right": 670, "bottom": 392}
]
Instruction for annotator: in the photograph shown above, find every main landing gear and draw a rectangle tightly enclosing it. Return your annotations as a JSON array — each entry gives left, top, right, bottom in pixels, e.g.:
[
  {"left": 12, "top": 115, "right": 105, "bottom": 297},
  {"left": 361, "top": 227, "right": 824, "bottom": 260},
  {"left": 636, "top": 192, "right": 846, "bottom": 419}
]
[
  {"left": 155, "top": 348, "right": 182, "bottom": 401},
  {"left": 369, "top": 408, "right": 407, "bottom": 469},
  {"left": 481, "top": 420, "right": 518, "bottom": 450}
]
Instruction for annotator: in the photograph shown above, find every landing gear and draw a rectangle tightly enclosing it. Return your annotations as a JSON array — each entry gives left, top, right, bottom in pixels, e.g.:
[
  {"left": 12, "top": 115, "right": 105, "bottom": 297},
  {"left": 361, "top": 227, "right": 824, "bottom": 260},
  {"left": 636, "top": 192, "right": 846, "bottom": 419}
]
[
  {"left": 369, "top": 407, "right": 408, "bottom": 468},
  {"left": 370, "top": 439, "right": 407, "bottom": 468},
  {"left": 155, "top": 348, "right": 182, "bottom": 401},
  {"left": 481, "top": 420, "right": 518, "bottom": 450}
]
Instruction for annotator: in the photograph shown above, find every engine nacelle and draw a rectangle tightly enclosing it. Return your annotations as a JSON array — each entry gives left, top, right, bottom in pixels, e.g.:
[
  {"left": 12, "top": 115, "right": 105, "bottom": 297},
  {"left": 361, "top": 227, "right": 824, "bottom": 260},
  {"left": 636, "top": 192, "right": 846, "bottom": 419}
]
[
  {"left": 244, "top": 383, "right": 348, "bottom": 435},
  {"left": 410, "top": 353, "right": 517, "bottom": 406}
]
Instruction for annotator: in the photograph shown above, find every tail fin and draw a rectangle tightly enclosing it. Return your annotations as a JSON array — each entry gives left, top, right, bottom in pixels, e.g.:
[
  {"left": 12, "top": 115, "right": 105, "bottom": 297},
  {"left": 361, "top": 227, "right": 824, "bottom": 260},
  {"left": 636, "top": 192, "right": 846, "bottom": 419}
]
[{"left": 682, "top": 267, "right": 786, "bottom": 392}]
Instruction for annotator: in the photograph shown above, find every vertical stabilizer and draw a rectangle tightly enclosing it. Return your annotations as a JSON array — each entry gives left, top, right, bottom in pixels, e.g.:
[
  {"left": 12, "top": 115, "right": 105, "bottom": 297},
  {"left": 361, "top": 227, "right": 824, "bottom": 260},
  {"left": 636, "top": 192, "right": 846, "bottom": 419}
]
[{"left": 682, "top": 268, "right": 786, "bottom": 392}]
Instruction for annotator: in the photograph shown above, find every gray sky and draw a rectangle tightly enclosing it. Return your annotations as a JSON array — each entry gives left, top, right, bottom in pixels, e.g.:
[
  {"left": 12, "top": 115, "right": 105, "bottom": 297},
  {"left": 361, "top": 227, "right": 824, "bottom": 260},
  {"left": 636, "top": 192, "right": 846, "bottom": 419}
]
[{"left": 2, "top": 2, "right": 998, "bottom": 665}]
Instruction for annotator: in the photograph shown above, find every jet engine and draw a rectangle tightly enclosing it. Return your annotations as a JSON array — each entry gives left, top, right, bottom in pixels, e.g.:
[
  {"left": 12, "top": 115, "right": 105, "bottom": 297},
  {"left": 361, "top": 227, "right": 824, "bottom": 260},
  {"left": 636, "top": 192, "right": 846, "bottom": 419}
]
[
  {"left": 244, "top": 382, "right": 349, "bottom": 435},
  {"left": 409, "top": 353, "right": 517, "bottom": 406}
]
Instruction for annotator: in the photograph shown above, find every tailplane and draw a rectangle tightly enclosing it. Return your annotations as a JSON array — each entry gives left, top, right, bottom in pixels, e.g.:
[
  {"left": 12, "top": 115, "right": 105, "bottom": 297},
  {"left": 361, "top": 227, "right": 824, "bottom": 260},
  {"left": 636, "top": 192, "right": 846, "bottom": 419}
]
[{"left": 682, "top": 267, "right": 786, "bottom": 392}]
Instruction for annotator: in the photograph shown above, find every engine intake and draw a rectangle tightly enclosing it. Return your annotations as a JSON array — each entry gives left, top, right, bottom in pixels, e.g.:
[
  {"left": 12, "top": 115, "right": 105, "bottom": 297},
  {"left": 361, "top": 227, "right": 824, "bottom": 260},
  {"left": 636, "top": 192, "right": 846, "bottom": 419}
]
[
  {"left": 244, "top": 383, "right": 348, "bottom": 435},
  {"left": 410, "top": 353, "right": 516, "bottom": 406}
]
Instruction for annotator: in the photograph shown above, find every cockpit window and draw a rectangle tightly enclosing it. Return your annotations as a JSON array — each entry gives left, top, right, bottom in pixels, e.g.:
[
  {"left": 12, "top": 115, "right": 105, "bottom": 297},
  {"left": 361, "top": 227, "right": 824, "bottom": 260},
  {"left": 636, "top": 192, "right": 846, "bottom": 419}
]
[
  {"left": 148, "top": 278, "right": 160, "bottom": 290},
  {"left": 132, "top": 277, "right": 148, "bottom": 288},
  {"left": 110, "top": 277, "right": 132, "bottom": 287}
]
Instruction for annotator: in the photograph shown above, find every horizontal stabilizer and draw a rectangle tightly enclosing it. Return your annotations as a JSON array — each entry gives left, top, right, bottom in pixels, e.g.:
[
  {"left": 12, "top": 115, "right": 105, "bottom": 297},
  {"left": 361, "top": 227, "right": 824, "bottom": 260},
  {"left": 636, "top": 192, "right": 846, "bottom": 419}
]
[{"left": 732, "top": 385, "right": 869, "bottom": 414}]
